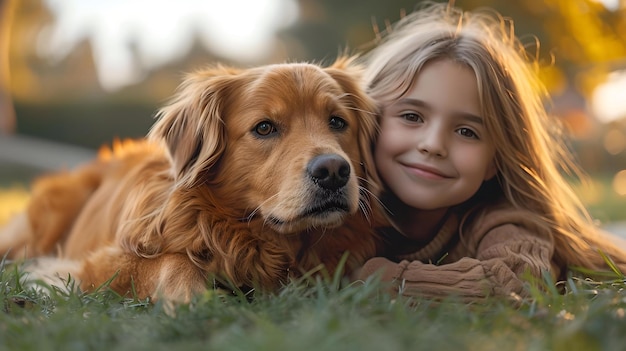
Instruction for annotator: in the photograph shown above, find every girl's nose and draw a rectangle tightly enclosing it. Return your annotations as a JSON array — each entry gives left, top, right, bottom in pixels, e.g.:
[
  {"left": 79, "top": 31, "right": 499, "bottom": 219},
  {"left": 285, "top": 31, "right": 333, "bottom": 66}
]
[{"left": 417, "top": 127, "right": 447, "bottom": 158}]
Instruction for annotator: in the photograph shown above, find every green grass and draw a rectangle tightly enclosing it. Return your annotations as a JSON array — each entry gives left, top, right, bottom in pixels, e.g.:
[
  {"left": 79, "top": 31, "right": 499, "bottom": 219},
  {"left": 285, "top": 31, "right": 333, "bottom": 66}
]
[
  {"left": 1, "top": 180, "right": 625, "bottom": 350},
  {"left": 1, "top": 260, "right": 626, "bottom": 351}
]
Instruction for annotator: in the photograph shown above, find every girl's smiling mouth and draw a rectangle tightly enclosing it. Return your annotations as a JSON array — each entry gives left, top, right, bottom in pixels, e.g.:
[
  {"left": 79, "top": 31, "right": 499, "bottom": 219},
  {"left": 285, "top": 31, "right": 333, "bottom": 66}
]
[{"left": 400, "top": 162, "right": 452, "bottom": 180}]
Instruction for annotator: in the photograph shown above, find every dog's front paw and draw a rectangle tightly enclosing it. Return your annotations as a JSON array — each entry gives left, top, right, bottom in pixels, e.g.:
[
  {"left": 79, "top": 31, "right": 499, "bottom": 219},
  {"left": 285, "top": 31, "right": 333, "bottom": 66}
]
[{"left": 21, "top": 257, "right": 83, "bottom": 293}]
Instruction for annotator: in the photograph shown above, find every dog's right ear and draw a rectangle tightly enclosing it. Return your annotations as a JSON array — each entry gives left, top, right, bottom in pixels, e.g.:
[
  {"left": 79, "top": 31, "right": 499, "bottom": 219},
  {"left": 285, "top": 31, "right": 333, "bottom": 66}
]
[{"left": 148, "top": 66, "right": 241, "bottom": 188}]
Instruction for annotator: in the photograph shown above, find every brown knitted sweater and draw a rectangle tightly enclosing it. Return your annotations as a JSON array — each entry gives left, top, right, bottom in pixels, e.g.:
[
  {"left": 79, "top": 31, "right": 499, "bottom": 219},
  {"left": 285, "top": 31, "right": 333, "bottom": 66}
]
[{"left": 356, "top": 204, "right": 560, "bottom": 300}]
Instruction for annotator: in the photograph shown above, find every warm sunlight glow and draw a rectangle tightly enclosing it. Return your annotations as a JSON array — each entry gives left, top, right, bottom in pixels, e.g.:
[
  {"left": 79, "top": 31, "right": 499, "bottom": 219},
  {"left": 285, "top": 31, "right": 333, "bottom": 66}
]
[
  {"left": 37, "top": 0, "right": 299, "bottom": 91},
  {"left": 590, "top": 0, "right": 622, "bottom": 11}
]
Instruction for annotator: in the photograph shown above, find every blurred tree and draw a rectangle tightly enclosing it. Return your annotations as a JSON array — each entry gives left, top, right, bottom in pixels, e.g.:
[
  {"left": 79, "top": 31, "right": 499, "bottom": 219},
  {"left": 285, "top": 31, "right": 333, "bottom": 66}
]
[
  {"left": 7, "top": 0, "right": 57, "bottom": 102},
  {"left": 0, "top": 0, "right": 16, "bottom": 134},
  {"left": 492, "top": 0, "right": 625, "bottom": 112},
  {"left": 9, "top": 0, "right": 626, "bottom": 105}
]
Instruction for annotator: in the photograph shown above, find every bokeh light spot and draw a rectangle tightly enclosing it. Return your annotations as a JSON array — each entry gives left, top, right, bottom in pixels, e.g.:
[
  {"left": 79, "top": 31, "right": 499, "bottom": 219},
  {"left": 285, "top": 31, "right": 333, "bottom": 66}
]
[
  {"left": 612, "top": 170, "right": 626, "bottom": 196},
  {"left": 604, "top": 128, "right": 626, "bottom": 155}
]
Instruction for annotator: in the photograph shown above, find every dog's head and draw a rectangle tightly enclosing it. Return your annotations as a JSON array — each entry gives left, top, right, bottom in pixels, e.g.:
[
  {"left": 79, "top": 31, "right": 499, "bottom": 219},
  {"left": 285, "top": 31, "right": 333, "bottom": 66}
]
[{"left": 149, "top": 57, "right": 381, "bottom": 234}]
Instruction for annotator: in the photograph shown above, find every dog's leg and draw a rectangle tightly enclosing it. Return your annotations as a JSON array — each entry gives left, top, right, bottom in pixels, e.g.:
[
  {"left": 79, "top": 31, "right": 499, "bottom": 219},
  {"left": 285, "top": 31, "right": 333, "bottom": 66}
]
[
  {"left": 19, "top": 256, "right": 82, "bottom": 294},
  {"left": 79, "top": 247, "right": 208, "bottom": 304}
]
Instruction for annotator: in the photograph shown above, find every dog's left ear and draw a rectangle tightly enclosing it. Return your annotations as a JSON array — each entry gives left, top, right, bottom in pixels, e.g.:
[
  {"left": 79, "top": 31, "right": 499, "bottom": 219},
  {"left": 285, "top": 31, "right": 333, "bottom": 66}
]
[
  {"left": 148, "top": 66, "right": 242, "bottom": 188},
  {"left": 324, "top": 57, "right": 383, "bottom": 214}
]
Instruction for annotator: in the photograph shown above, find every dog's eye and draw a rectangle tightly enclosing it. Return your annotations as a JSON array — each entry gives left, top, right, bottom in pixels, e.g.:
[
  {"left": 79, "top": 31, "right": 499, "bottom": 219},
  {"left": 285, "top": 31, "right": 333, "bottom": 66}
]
[
  {"left": 329, "top": 116, "right": 347, "bottom": 131},
  {"left": 253, "top": 121, "right": 278, "bottom": 137}
]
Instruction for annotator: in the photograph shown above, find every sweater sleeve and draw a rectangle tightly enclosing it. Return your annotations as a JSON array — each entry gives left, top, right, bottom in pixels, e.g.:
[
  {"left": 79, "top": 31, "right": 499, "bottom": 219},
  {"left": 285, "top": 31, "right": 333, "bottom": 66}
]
[{"left": 356, "top": 223, "right": 554, "bottom": 300}]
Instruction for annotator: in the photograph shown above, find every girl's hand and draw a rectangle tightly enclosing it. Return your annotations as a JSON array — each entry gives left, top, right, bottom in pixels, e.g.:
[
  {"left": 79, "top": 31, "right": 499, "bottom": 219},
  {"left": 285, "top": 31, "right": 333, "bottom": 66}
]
[{"left": 353, "top": 257, "right": 408, "bottom": 282}]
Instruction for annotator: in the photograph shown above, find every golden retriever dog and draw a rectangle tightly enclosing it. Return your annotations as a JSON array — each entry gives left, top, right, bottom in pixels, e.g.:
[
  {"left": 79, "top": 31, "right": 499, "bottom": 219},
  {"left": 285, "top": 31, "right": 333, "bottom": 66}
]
[{"left": 0, "top": 57, "right": 385, "bottom": 303}]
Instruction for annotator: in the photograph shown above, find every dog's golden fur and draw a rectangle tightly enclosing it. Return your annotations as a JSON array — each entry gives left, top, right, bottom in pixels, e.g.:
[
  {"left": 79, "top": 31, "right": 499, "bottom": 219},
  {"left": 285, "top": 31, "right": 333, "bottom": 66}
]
[{"left": 0, "top": 58, "right": 385, "bottom": 303}]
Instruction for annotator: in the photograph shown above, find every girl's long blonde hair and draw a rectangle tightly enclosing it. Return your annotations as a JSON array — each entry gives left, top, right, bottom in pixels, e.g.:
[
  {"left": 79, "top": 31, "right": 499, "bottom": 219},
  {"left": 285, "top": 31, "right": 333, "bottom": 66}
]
[{"left": 363, "top": 2, "right": 626, "bottom": 274}]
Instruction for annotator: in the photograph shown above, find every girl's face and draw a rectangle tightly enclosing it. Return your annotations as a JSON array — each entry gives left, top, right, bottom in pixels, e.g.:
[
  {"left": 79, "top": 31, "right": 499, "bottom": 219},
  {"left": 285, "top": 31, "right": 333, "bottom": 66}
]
[{"left": 375, "top": 59, "right": 497, "bottom": 212}]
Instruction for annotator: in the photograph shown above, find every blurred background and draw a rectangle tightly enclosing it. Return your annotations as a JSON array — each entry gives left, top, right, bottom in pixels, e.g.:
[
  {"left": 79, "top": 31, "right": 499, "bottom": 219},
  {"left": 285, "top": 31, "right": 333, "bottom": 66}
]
[{"left": 0, "top": 0, "right": 625, "bottom": 224}]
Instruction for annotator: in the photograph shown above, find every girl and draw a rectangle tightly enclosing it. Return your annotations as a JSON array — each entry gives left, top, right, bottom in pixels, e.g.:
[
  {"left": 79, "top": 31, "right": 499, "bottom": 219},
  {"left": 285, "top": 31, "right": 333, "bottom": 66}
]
[{"left": 355, "top": 2, "right": 626, "bottom": 300}]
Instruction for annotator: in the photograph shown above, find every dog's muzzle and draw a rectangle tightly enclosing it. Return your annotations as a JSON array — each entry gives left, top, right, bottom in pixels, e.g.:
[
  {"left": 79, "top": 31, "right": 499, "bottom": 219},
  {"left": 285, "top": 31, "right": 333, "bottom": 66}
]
[{"left": 254, "top": 153, "right": 356, "bottom": 233}]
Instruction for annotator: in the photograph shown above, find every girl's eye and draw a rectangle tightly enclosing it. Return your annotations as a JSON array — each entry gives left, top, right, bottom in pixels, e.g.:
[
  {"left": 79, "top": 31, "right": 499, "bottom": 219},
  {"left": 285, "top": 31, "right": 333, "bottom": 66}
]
[
  {"left": 401, "top": 112, "right": 423, "bottom": 122},
  {"left": 329, "top": 116, "right": 347, "bottom": 130},
  {"left": 253, "top": 121, "right": 278, "bottom": 137},
  {"left": 457, "top": 127, "right": 478, "bottom": 139}
]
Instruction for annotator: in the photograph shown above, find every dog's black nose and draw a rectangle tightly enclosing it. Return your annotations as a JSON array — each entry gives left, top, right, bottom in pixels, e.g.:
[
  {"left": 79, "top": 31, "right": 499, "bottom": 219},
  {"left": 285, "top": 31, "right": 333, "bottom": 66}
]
[{"left": 307, "top": 154, "right": 351, "bottom": 191}]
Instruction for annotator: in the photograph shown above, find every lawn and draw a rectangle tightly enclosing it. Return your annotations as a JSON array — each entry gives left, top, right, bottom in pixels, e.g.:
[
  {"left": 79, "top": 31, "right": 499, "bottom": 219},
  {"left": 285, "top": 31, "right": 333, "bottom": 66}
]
[
  {"left": 1, "top": 183, "right": 626, "bottom": 350},
  {"left": 1, "top": 260, "right": 626, "bottom": 351}
]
